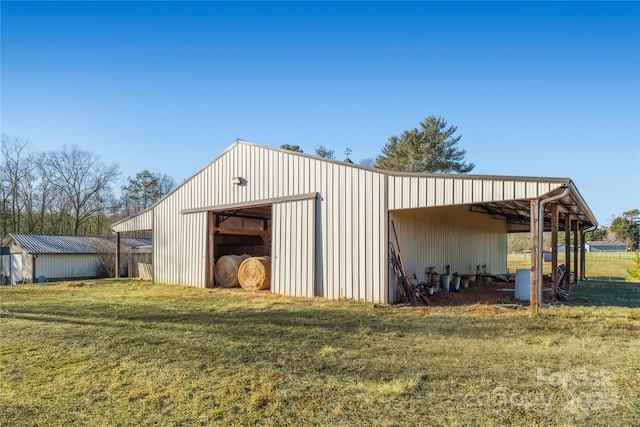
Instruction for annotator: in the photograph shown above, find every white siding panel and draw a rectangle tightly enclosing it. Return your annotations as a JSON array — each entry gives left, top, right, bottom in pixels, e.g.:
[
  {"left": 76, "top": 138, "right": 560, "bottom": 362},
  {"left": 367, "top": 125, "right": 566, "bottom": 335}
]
[
  {"left": 179, "top": 212, "right": 207, "bottom": 287},
  {"left": 344, "top": 168, "right": 354, "bottom": 298},
  {"left": 272, "top": 198, "right": 316, "bottom": 298},
  {"left": 393, "top": 176, "right": 404, "bottom": 211},
  {"left": 526, "top": 182, "right": 539, "bottom": 198},
  {"left": 444, "top": 177, "right": 454, "bottom": 205},
  {"left": 493, "top": 180, "right": 504, "bottom": 201},
  {"left": 374, "top": 172, "right": 386, "bottom": 303},
  {"left": 483, "top": 180, "right": 493, "bottom": 201},
  {"left": 504, "top": 181, "right": 515, "bottom": 200},
  {"left": 418, "top": 177, "right": 427, "bottom": 207},
  {"left": 515, "top": 181, "right": 527, "bottom": 199},
  {"left": 36, "top": 254, "right": 99, "bottom": 279},
  {"left": 472, "top": 180, "right": 484, "bottom": 203},
  {"left": 453, "top": 179, "right": 463, "bottom": 204},
  {"left": 427, "top": 178, "right": 436, "bottom": 206},
  {"left": 462, "top": 180, "right": 473, "bottom": 204},
  {"left": 410, "top": 177, "right": 419, "bottom": 209},
  {"left": 327, "top": 167, "right": 387, "bottom": 303},
  {"left": 112, "top": 209, "right": 153, "bottom": 232},
  {"left": 357, "top": 171, "right": 365, "bottom": 300},
  {"left": 154, "top": 191, "right": 181, "bottom": 285},
  {"left": 435, "top": 179, "right": 445, "bottom": 205}
]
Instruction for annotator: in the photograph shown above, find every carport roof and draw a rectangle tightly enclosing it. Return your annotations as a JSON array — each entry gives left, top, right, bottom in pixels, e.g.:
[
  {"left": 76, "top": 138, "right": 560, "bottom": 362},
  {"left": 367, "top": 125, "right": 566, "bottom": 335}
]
[{"left": 467, "top": 181, "right": 597, "bottom": 230}]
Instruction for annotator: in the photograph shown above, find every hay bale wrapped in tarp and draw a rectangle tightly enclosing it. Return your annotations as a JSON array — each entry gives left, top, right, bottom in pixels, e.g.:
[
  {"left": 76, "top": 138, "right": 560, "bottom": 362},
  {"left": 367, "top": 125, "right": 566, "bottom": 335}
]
[
  {"left": 215, "top": 254, "right": 250, "bottom": 288},
  {"left": 238, "top": 256, "right": 271, "bottom": 290}
]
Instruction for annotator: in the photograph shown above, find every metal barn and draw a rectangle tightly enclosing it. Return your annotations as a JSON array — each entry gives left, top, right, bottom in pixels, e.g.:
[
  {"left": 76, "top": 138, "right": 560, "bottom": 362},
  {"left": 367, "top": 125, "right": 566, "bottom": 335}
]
[{"left": 111, "top": 140, "right": 597, "bottom": 310}]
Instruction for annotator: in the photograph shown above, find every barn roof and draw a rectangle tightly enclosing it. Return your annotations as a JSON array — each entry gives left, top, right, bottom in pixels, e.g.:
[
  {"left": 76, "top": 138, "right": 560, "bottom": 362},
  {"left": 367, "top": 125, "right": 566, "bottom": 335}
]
[{"left": 1, "top": 234, "right": 151, "bottom": 255}]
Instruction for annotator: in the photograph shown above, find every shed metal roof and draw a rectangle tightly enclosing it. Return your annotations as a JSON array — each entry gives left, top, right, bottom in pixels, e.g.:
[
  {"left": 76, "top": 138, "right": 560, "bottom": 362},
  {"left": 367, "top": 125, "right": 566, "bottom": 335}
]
[{"left": 1, "top": 234, "right": 152, "bottom": 255}]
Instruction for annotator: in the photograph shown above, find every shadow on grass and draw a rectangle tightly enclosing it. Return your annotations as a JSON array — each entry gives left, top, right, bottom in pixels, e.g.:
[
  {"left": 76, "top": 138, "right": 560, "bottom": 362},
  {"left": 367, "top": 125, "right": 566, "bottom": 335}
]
[
  {"left": 568, "top": 280, "right": 640, "bottom": 308},
  {"left": 5, "top": 301, "right": 518, "bottom": 340},
  {"left": 2, "top": 301, "right": 534, "bottom": 383}
]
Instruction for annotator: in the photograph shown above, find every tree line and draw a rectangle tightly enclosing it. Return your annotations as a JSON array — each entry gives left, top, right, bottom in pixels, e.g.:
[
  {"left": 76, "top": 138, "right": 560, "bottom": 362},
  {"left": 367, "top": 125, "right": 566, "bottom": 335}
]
[
  {"left": 1, "top": 134, "right": 174, "bottom": 237},
  {"left": 4, "top": 115, "right": 471, "bottom": 237}
]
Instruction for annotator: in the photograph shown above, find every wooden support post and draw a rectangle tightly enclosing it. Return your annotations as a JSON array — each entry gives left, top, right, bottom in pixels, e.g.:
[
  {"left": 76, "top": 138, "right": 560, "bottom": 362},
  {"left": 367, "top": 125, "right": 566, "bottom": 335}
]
[
  {"left": 530, "top": 199, "right": 540, "bottom": 314},
  {"left": 580, "top": 227, "right": 587, "bottom": 279},
  {"left": 573, "top": 220, "right": 580, "bottom": 285},
  {"left": 551, "top": 204, "right": 559, "bottom": 298},
  {"left": 128, "top": 248, "right": 132, "bottom": 279},
  {"left": 564, "top": 215, "right": 571, "bottom": 292},
  {"left": 115, "top": 232, "right": 121, "bottom": 279}
]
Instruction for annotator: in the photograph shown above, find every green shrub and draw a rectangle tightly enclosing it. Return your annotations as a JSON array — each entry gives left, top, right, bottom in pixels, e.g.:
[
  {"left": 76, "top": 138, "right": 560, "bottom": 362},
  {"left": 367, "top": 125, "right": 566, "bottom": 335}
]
[{"left": 627, "top": 251, "right": 640, "bottom": 281}]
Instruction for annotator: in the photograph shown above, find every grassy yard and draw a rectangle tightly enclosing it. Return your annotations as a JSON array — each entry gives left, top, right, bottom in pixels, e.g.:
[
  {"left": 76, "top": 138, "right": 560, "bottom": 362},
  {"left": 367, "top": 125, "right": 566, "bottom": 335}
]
[
  {"left": 1, "top": 280, "right": 639, "bottom": 426},
  {"left": 508, "top": 251, "right": 637, "bottom": 281}
]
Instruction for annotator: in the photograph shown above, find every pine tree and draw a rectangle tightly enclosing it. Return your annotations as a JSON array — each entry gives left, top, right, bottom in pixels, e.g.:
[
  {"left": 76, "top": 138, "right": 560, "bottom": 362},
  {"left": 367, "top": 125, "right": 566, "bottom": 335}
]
[
  {"left": 315, "top": 146, "right": 335, "bottom": 159},
  {"left": 121, "top": 170, "right": 174, "bottom": 216},
  {"left": 375, "top": 116, "right": 474, "bottom": 173}
]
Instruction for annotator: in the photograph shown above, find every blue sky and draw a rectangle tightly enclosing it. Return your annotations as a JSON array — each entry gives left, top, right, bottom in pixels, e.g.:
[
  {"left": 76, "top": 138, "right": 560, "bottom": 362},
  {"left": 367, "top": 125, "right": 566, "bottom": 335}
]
[{"left": 1, "top": 1, "right": 638, "bottom": 225}]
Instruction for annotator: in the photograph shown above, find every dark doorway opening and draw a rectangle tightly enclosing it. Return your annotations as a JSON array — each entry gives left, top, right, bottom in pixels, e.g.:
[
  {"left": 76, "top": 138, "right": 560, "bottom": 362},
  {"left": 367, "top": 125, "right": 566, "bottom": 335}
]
[{"left": 207, "top": 205, "right": 272, "bottom": 287}]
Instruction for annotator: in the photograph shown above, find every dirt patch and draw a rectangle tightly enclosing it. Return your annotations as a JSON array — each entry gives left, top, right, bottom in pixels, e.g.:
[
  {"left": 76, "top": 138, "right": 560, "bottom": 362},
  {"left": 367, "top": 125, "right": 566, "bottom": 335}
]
[
  {"left": 426, "top": 276, "right": 566, "bottom": 308},
  {"left": 427, "top": 278, "right": 519, "bottom": 306},
  {"left": 59, "top": 281, "right": 88, "bottom": 288}
]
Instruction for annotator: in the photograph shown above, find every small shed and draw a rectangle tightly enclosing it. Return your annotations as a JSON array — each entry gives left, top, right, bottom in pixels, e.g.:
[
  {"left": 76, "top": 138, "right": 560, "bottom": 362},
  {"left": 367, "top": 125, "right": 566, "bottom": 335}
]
[{"left": 0, "top": 234, "right": 151, "bottom": 284}]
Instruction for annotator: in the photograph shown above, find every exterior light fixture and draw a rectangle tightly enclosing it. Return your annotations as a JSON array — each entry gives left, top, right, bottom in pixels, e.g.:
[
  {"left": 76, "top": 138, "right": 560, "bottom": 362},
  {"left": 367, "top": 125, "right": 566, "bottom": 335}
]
[{"left": 232, "top": 177, "right": 245, "bottom": 186}]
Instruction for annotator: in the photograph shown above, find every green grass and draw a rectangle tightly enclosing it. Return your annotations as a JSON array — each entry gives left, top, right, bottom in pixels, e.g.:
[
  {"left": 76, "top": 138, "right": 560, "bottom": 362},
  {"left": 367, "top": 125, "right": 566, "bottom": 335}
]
[
  {"left": 508, "top": 251, "right": 637, "bottom": 281},
  {"left": 570, "top": 280, "right": 640, "bottom": 308},
  {"left": 1, "top": 280, "right": 639, "bottom": 426}
]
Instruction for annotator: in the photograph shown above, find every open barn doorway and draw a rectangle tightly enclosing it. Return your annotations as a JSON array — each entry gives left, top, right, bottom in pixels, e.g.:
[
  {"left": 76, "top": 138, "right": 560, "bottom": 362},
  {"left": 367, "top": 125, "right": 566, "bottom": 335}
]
[{"left": 207, "top": 205, "right": 272, "bottom": 288}]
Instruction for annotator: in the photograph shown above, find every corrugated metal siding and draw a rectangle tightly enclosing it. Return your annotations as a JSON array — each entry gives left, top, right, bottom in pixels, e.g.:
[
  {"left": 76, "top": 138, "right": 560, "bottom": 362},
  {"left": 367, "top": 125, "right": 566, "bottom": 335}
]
[
  {"left": 389, "top": 206, "right": 508, "bottom": 302},
  {"left": 148, "top": 143, "right": 387, "bottom": 303},
  {"left": 314, "top": 163, "right": 386, "bottom": 303},
  {"left": 112, "top": 210, "right": 153, "bottom": 232},
  {"left": 36, "top": 254, "right": 99, "bottom": 279},
  {"left": 387, "top": 176, "right": 565, "bottom": 210},
  {"left": 154, "top": 189, "right": 181, "bottom": 285},
  {"left": 179, "top": 212, "right": 207, "bottom": 287},
  {"left": 272, "top": 198, "right": 315, "bottom": 298}
]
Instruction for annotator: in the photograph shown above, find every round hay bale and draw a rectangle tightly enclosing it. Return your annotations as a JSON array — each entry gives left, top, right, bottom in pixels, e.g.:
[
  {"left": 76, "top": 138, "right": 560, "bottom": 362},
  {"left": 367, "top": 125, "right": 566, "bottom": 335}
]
[
  {"left": 238, "top": 256, "right": 271, "bottom": 290},
  {"left": 215, "top": 254, "right": 250, "bottom": 288}
]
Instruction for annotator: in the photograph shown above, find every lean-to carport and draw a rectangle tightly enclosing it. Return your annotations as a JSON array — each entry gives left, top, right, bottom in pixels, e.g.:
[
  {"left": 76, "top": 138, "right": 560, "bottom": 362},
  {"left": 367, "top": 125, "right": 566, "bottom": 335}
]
[
  {"left": 386, "top": 174, "right": 598, "bottom": 312},
  {"left": 472, "top": 182, "right": 597, "bottom": 312}
]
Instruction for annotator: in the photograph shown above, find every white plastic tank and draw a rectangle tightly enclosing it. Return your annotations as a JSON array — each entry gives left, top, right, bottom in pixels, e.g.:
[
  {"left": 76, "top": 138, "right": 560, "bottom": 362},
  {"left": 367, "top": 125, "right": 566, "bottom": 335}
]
[{"left": 515, "top": 269, "right": 531, "bottom": 301}]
